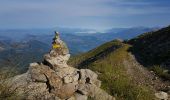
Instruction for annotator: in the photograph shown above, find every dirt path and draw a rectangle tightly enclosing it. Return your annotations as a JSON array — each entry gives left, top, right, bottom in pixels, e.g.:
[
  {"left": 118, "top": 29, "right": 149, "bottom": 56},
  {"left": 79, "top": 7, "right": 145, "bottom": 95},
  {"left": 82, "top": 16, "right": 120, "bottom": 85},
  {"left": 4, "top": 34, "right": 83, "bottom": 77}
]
[{"left": 123, "top": 53, "right": 170, "bottom": 92}]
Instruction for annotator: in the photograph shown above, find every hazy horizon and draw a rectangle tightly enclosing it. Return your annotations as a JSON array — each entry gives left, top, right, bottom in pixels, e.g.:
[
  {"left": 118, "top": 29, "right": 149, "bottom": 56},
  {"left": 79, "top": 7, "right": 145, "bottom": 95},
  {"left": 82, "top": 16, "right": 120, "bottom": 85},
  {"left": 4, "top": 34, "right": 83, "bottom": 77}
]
[{"left": 0, "top": 0, "right": 170, "bottom": 30}]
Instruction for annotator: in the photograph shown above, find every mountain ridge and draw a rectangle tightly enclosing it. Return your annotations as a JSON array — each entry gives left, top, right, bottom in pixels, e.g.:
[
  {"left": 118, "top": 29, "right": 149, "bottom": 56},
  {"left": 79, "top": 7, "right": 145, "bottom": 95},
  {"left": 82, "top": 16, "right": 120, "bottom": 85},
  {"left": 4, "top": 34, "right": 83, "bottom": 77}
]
[
  {"left": 69, "top": 26, "right": 170, "bottom": 99},
  {"left": 0, "top": 26, "right": 169, "bottom": 100}
]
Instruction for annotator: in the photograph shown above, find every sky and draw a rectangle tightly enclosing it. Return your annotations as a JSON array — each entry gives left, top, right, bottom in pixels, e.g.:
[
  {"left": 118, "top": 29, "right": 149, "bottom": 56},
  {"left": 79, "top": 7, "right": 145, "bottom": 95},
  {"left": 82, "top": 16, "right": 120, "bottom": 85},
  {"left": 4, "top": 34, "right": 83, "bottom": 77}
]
[{"left": 0, "top": 0, "right": 170, "bottom": 30}]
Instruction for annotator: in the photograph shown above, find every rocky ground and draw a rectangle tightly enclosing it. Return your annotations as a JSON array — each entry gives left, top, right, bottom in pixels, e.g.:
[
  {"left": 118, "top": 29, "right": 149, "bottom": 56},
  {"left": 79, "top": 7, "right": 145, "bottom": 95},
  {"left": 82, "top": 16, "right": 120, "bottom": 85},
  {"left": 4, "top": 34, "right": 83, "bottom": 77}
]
[
  {"left": 4, "top": 34, "right": 115, "bottom": 100},
  {"left": 123, "top": 53, "right": 170, "bottom": 100}
]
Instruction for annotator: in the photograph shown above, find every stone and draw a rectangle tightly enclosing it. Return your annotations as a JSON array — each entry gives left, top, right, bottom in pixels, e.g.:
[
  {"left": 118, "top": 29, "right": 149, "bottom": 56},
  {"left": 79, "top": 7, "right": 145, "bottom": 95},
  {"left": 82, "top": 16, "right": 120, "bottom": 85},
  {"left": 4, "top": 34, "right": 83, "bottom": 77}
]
[
  {"left": 77, "top": 84, "right": 115, "bottom": 100},
  {"left": 4, "top": 33, "right": 115, "bottom": 100},
  {"left": 54, "top": 83, "right": 77, "bottom": 99},
  {"left": 74, "top": 93, "right": 88, "bottom": 100},
  {"left": 44, "top": 54, "right": 70, "bottom": 69},
  {"left": 73, "top": 73, "right": 79, "bottom": 82},
  {"left": 26, "top": 83, "right": 49, "bottom": 99},
  {"left": 155, "top": 91, "right": 168, "bottom": 100},
  {"left": 63, "top": 75, "right": 73, "bottom": 83},
  {"left": 67, "top": 96, "right": 76, "bottom": 100},
  {"left": 30, "top": 62, "right": 39, "bottom": 67},
  {"left": 7, "top": 72, "right": 30, "bottom": 94},
  {"left": 55, "top": 67, "right": 78, "bottom": 78},
  {"left": 80, "top": 69, "right": 101, "bottom": 87},
  {"left": 29, "top": 64, "right": 47, "bottom": 82},
  {"left": 53, "top": 38, "right": 69, "bottom": 55},
  {"left": 48, "top": 72, "right": 63, "bottom": 89},
  {"left": 77, "top": 84, "right": 90, "bottom": 95}
]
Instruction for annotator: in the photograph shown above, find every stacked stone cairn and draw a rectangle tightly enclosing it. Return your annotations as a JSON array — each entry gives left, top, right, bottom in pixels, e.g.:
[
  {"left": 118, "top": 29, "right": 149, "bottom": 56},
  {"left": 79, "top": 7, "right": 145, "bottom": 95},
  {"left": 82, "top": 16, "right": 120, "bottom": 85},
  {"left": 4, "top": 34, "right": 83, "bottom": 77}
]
[{"left": 7, "top": 32, "right": 115, "bottom": 100}]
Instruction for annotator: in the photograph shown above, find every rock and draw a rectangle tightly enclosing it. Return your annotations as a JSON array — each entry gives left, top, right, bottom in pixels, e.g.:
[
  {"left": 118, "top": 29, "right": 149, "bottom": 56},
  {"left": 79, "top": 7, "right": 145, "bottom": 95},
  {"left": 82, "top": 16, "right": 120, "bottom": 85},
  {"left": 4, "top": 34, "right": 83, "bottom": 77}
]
[
  {"left": 55, "top": 67, "right": 78, "bottom": 78},
  {"left": 48, "top": 72, "right": 63, "bottom": 90},
  {"left": 77, "top": 84, "right": 89, "bottom": 95},
  {"left": 7, "top": 72, "right": 31, "bottom": 94},
  {"left": 78, "top": 84, "right": 115, "bottom": 100},
  {"left": 67, "top": 96, "right": 76, "bottom": 100},
  {"left": 29, "top": 64, "right": 47, "bottom": 82},
  {"left": 67, "top": 93, "right": 88, "bottom": 100},
  {"left": 74, "top": 93, "right": 88, "bottom": 100},
  {"left": 54, "top": 83, "right": 77, "bottom": 99},
  {"left": 53, "top": 37, "right": 69, "bottom": 55},
  {"left": 79, "top": 69, "right": 101, "bottom": 87},
  {"left": 4, "top": 32, "right": 115, "bottom": 100},
  {"left": 26, "top": 83, "right": 49, "bottom": 99},
  {"left": 44, "top": 54, "right": 70, "bottom": 69},
  {"left": 30, "top": 62, "right": 39, "bottom": 67},
  {"left": 155, "top": 91, "right": 168, "bottom": 100},
  {"left": 63, "top": 75, "right": 73, "bottom": 83},
  {"left": 73, "top": 73, "right": 79, "bottom": 82}
]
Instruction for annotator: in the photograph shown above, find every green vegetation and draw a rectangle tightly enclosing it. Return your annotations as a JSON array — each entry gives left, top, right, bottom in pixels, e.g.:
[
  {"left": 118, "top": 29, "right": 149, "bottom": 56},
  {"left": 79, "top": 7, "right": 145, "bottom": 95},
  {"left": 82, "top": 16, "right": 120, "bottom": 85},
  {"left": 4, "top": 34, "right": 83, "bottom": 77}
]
[
  {"left": 69, "top": 40, "right": 123, "bottom": 68},
  {"left": 128, "top": 26, "right": 170, "bottom": 80},
  {"left": 150, "top": 65, "right": 170, "bottom": 80},
  {"left": 0, "top": 67, "right": 21, "bottom": 100},
  {"left": 69, "top": 40, "right": 154, "bottom": 100}
]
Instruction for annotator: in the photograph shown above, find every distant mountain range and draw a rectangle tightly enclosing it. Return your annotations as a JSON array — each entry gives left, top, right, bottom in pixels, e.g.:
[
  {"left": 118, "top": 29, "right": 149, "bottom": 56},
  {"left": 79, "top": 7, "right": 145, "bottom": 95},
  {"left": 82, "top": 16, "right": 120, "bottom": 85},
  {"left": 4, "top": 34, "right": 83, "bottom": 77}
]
[
  {"left": 0, "top": 26, "right": 158, "bottom": 53},
  {"left": 0, "top": 26, "right": 158, "bottom": 72}
]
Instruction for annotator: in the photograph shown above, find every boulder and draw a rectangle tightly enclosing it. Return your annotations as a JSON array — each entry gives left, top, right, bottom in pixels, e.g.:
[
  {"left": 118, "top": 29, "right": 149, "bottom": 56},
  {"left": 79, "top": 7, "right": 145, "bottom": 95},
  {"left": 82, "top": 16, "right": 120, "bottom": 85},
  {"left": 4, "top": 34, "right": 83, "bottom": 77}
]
[
  {"left": 29, "top": 63, "right": 47, "bottom": 82},
  {"left": 155, "top": 91, "right": 168, "bottom": 100},
  {"left": 48, "top": 72, "right": 63, "bottom": 90},
  {"left": 55, "top": 67, "right": 78, "bottom": 78},
  {"left": 79, "top": 69, "right": 101, "bottom": 87},
  {"left": 54, "top": 83, "right": 77, "bottom": 99},
  {"left": 44, "top": 54, "right": 70, "bottom": 69}
]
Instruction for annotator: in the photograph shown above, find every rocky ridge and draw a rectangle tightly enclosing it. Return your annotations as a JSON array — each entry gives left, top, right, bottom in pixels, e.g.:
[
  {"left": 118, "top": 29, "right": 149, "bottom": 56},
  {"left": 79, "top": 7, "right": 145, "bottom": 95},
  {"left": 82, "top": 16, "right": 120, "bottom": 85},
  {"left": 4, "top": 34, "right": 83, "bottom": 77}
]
[{"left": 6, "top": 33, "right": 115, "bottom": 100}]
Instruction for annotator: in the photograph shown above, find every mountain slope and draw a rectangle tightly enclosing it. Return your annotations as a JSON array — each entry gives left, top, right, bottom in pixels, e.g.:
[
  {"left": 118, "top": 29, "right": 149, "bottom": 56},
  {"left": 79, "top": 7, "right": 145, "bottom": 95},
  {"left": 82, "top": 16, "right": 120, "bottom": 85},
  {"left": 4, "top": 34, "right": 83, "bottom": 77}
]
[
  {"left": 69, "top": 26, "right": 170, "bottom": 99},
  {"left": 0, "top": 40, "right": 50, "bottom": 73},
  {"left": 128, "top": 26, "right": 170, "bottom": 79},
  {"left": 129, "top": 26, "right": 170, "bottom": 66},
  {"left": 69, "top": 40, "right": 156, "bottom": 100}
]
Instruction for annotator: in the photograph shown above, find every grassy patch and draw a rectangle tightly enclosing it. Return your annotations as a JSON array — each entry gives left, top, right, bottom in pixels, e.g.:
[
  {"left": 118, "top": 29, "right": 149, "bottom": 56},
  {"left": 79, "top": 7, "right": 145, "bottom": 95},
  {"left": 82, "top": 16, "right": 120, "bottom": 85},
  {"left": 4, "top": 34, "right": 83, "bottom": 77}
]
[
  {"left": 128, "top": 26, "right": 170, "bottom": 82},
  {"left": 69, "top": 41, "right": 154, "bottom": 99},
  {"left": 150, "top": 65, "right": 170, "bottom": 80},
  {"left": 0, "top": 67, "right": 21, "bottom": 99}
]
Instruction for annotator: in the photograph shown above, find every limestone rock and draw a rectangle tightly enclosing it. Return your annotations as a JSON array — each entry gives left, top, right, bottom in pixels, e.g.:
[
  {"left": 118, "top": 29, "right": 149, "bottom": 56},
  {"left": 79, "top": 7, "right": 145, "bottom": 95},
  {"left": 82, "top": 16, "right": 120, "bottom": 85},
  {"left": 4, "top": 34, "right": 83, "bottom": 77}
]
[
  {"left": 77, "top": 84, "right": 115, "bottom": 100},
  {"left": 44, "top": 54, "right": 70, "bottom": 69},
  {"left": 73, "top": 73, "right": 79, "bottom": 82},
  {"left": 54, "top": 83, "right": 77, "bottom": 99},
  {"left": 74, "top": 93, "right": 88, "bottom": 100},
  {"left": 4, "top": 32, "right": 115, "bottom": 100},
  {"left": 48, "top": 72, "right": 63, "bottom": 90},
  {"left": 63, "top": 75, "right": 73, "bottom": 83},
  {"left": 79, "top": 69, "right": 101, "bottom": 87},
  {"left": 29, "top": 63, "right": 47, "bottom": 82},
  {"left": 155, "top": 91, "right": 168, "bottom": 100},
  {"left": 55, "top": 66, "right": 78, "bottom": 78}
]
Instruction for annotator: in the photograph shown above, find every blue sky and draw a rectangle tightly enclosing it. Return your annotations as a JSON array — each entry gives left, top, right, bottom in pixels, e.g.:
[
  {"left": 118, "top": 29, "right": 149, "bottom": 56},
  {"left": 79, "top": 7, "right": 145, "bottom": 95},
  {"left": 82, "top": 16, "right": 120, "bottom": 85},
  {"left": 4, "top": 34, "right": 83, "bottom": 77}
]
[{"left": 0, "top": 0, "right": 170, "bottom": 30}]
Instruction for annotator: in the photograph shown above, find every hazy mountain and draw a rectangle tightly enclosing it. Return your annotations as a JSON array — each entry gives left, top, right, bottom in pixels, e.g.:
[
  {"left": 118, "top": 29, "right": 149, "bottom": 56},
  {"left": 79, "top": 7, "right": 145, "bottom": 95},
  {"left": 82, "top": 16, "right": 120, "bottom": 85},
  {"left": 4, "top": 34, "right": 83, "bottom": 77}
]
[
  {"left": 87, "top": 27, "right": 160, "bottom": 43},
  {"left": 0, "top": 40, "right": 50, "bottom": 72},
  {"left": 69, "top": 26, "right": 170, "bottom": 99},
  {"left": 129, "top": 26, "right": 170, "bottom": 69},
  {"left": 0, "top": 26, "right": 159, "bottom": 72}
]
